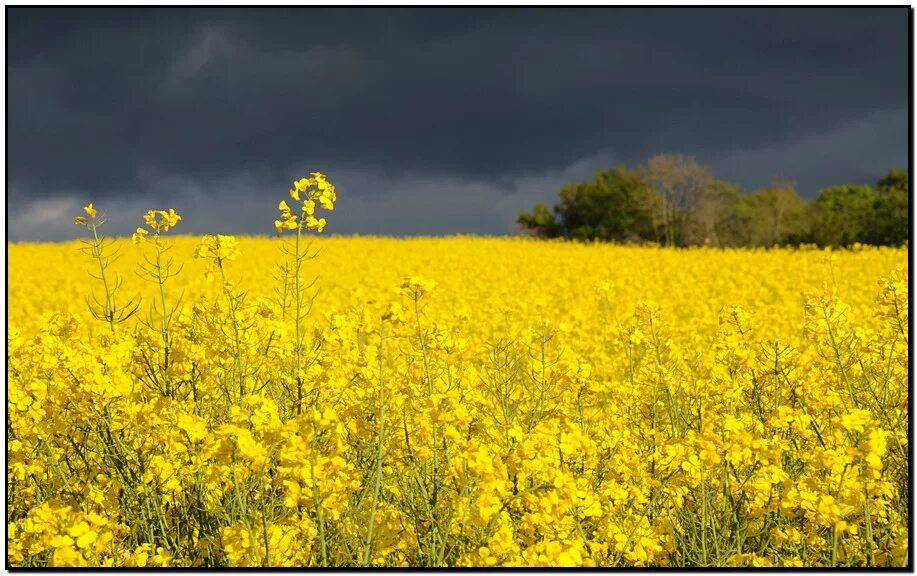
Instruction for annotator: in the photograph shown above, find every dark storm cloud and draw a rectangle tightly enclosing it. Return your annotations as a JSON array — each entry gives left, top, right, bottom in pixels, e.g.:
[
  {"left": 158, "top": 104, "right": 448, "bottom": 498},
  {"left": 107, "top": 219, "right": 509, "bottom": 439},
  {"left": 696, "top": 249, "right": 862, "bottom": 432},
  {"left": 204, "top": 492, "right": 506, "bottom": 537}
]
[{"left": 7, "top": 7, "right": 909, "bottom": 240}]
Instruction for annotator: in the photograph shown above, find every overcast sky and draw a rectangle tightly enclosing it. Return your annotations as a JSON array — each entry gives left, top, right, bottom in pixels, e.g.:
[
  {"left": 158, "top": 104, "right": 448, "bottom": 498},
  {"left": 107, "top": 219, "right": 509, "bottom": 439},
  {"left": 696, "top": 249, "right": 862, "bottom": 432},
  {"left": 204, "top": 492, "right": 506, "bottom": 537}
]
[{"left": 7, "top": 7, "right": 909, "bottom": 241}]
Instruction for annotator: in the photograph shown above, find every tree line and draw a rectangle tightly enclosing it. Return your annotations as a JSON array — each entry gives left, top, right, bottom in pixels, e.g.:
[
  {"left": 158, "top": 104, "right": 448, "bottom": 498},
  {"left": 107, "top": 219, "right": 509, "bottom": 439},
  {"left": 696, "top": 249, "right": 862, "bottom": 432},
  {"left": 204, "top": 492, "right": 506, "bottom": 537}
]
[{"left": 517, "top": 154, "right": 909, "bottom": 248}]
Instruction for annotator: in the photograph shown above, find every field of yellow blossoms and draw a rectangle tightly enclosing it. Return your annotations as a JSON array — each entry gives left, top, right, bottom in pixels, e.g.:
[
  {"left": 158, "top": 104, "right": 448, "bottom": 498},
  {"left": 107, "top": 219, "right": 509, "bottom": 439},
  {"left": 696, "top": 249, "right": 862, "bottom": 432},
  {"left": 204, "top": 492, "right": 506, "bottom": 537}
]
[{"left": 7, "top": 176, "right": 910, "bottom": 567}]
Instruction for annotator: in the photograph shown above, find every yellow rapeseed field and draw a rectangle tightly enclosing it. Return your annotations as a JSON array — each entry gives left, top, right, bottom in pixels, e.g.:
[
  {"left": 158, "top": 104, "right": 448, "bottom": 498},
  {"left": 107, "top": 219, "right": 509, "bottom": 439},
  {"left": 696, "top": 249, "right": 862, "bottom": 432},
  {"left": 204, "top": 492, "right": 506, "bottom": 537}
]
[{"left": 7, "top": 176, "right": 909, "bottom": 567}]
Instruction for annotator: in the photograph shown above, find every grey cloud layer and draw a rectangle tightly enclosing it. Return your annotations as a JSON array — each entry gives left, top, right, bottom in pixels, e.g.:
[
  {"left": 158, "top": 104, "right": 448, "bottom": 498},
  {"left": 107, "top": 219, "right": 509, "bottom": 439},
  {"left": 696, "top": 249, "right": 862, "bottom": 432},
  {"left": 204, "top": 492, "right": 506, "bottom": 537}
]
[{"left": 7, "top": 8, "right": 908, "bottom": 241}]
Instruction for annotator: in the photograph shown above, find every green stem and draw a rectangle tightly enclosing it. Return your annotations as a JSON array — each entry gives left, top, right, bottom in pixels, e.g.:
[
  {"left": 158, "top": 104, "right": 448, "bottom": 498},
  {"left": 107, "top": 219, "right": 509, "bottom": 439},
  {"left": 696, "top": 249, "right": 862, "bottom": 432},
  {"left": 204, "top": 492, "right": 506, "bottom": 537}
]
[
  {"left": 823, "top": 307, "right": 857, "bottom": 409},
  {"left": 363, "top": 321, "right": 386, "bottom": 565},
  {"left": 413, "top": 296, "right": 440, "bottom": 564},
  {"left": 294, "top": 223, "right": 303, "bottom": 415},
  {"left": 155, "top": 236, "right": 171, "bottom": 397},
  {"left": 89, "top": 222, "right": 116, "bottom": 333},
  {"left": 219, "top": 262, "right": 245, "bottom": 398}
]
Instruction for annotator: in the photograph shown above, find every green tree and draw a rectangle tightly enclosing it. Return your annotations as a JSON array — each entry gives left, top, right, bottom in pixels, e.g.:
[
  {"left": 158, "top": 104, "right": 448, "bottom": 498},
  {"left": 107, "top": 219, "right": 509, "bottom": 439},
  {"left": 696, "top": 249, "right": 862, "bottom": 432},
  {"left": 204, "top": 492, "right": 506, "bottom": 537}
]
[
  {"left": 686, "top": 179, "right": 751, "bottom": 247},
  {"left": 517, "top": 166, "right": 659, "bottom": 242},
  {"left": 737, "top": 181, "right": 809, "bottom": 246},
  {"left": 808, "top": 184, "right": 876, "bottom": 247},
  {"left": 877, "top": 167, "right": 908, "bottom": 193},
  {"left": 866, "top": 168, "right": 908, "bottom": 246},
  {"left": 706, "top": 181, "right": 748, "bottom": 247},
  {"left": 516, "top": 202, "right": 560, "bottom": 238},
  {"left": 642, "top": 154, "right": 715, "bottom": 247}
]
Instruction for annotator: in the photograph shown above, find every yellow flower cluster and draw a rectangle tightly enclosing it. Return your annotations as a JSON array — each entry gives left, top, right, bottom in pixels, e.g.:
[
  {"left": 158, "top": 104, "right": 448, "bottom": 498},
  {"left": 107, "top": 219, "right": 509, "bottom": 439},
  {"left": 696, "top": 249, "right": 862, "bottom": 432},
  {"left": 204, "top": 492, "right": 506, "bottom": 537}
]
[
  {"left": 6, "top": 187, "right": 908, "bottom": 567},
  {"left": 195, "top": 234, "right": 240, "bottom": 273},
  {"left": 73, "top": 203, "right": 97, "bottom": 225},
  {"left": 275, "top": 173, "right": 335, "bottom": 233},
  {"left": 133, "top": 208, "right": 182, "bottom": 243}
]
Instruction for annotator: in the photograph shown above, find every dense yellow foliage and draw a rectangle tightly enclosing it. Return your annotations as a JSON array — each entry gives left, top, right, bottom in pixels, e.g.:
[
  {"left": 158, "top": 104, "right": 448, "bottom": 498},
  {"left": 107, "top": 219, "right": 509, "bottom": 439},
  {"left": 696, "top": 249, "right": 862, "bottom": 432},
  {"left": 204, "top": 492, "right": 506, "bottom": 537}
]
[{"left": 6, "top": 190, "right": 909, "bottom": 567}]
